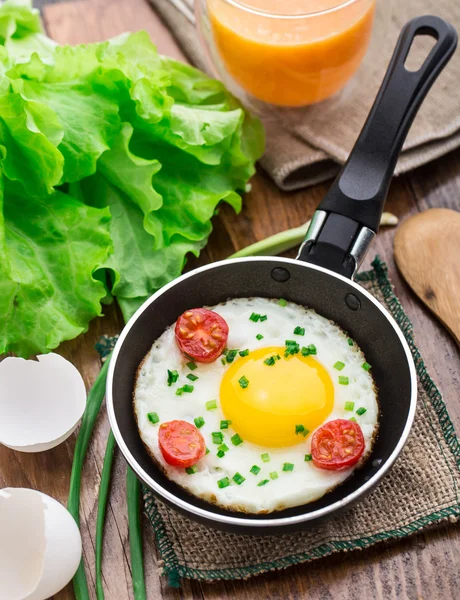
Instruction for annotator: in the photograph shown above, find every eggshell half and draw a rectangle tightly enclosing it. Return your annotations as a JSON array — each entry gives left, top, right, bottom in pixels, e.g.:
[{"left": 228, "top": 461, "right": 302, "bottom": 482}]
[
  {"left": 0, "top": 354, "right": 86, "bottom": 452},
  {"left": 0, "top": 488, "right": 82, "bottom": 600}
]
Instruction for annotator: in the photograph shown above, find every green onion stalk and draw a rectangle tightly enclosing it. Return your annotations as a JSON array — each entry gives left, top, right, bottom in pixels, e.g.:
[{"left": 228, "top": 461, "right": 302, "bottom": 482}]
[{"left": 70, "top": 213, "right": 397, "bottom": 597}]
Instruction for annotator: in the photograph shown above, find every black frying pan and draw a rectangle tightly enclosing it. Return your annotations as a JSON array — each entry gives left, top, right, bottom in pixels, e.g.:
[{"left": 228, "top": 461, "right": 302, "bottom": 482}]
[{"left": 107, "top": 16, "right": 457, "bottom": 534}]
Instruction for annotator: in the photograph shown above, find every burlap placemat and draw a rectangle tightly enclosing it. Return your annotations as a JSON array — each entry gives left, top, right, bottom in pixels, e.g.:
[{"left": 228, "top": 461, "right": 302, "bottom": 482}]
[
  {"left": 133, "top": 257, "right": 460, "bottom": 586},
  {"left": 148, "top": 0, "right": 460, "bottom": 190}
]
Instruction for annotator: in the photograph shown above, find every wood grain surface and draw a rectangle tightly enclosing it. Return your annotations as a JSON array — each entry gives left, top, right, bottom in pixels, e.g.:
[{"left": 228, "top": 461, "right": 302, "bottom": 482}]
[{"left": 1, "top": 0, "right": 459, "bottom": 598}]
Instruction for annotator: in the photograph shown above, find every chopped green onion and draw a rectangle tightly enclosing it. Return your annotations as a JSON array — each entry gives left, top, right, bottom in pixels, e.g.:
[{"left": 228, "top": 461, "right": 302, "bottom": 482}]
[
  {"left": 304, "top": 454, "right": 313, "bottom": 461},
  {"left": 231, "top": 433, "right": 243, "bottom": 446},
  {"left": 220, "top": 420, "right": 232, "bottom": 429},
  {"left": 284, "top": 340, "right": 300, "bottom": 357},
  {"left": 216, "top": 450, "right": 225, "bottom": 458},
  {"left": 186, "top": 361, "right": 197, "bottom": 371},
  {"left": 345, "top": 401, "right": 355, "bottom": 411},
  {"left": 212, "top": 432, "right": 224, "bottom": 444},
  {"left": 338, "top": 376, "right": 349, "bottom": 385},
  {"left": 218, "top": 443, "right": 229, "bottom": 453},
  {"left": 239, "top": 349, "right": 249, "bottom": 357},
  {"left": 175, "top": 384, "right": 194, "bottom": 396},
  {"left": 349, "top": 417, "right": 357, "bottom": 422},
  {"left": 307, "top": 344, "right": 317, "bottom": 355},
  {"left": 257, "top": 479, "right": 270, "bottom": 487},
  {"left": 260, "top": 315, "right": 268, "bottom": 322},
  {"left": 282, "top": 462, "right": 294, "bottom": 472},
  {"left": 249, "top": 312, "right": 260, "bottom": 322},
  {"left": 194, "top": 416, "right": 205, "bottom": 429},
  {"left": 334, "top": 361, "right": 345, "bottom": 371},
  {"left": 206, "top": 399, "right": 217, "bottom": 410},
  {"left": 238, "top": 376, "right": 249, "bottom": 389},
  {"left": 185, "top": 465, "right": 198, "bottom": 474},
  {"left": 232, "top": 472, "right": 246, "bottom": 485},
  {"left": 278, "top": 298, "right": 287, "bottom": 307},
  {"left": 301, "top": 346, "right": 310, "bottom": 356},
  {"left": 256, "top": 334, "right": 264, "bottom": 340},
  {"left": 347, "top": 338, "right": 354, "bottom": 346},
  {"left": 264, "top": 356, "right": 276, "bottom": 366},
  {"left": 269, "top": 471, "right": 278, "bottom": 480},
  {"left": 186, "top": 373, "right": 198, "bottom": 381},
  {"left": 167, "top": 369, "right": 179, "bottom": 386},
  {"left": 293, "top": 326, "right": 305, "bottom": 336},
  {"left": 362, "top": 362, "right": 372, "bottom": 371},
  {"left": 223, "top": 348, "right": 229, "bottom": 356},
  {"left": 217, "top": 477, "right": 230, "bottom": 489},
  {"left": 147, "top": 412, "right": 159, "bottom": 424},
  {"left": 295, "top": 424, "right": 305, "bottom": 435},
  {"left": 221, "top": 357, "right": 227, "bottom": 365},
  {"left": 205, "top": 447, "right": 210, "bottom": 455},
  {"left": 356, "top": 407, "right": 367, "bottom": 416},
  {"left": 261, "top": 452, "right": 270, "bottom": 463},
  {"left": 250, "top": 465, "right": 261, "bottom": 475},
  {"left": 226, "top": 349, "right": 239, "bottom": 363}
]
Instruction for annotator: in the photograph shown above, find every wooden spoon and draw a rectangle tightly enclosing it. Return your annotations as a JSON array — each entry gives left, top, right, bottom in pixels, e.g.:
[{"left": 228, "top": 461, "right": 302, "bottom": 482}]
[{"left": 394, "top": 208, "right": 460, "bottom": 346}]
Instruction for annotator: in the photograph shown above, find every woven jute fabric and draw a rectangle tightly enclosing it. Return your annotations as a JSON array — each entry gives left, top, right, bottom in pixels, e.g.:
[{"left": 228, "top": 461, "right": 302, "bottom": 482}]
[
  {"left": 148, "top": 0, "right": 460, "bottom": 190},
  {"left": 139, "top": 258, "right": 460, "bottom": 586}
]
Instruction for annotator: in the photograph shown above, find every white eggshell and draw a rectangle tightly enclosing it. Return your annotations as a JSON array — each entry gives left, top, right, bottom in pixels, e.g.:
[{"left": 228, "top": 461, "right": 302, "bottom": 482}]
[
  {"left": 0, "top": 488, "right": 82, "bottom": 600},
  {"left": 0, "top": 354, "right": 86, "bottom": 452}
]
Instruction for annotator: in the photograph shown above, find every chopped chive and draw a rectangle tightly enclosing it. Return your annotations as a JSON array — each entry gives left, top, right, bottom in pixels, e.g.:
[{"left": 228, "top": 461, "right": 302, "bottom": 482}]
[
  {"left": 269, "top": 471, "right": 278, "bottom": 480},
  {"left": 257, "top": 479, "right": 270, "bottom": 487},
  {"left": 185, "top": 465, "right": 198, "bottom": 474},
  {"left": 239, "top": 349, "right": 249, "bottom": 357},
  {"left": 264, "top": 356, "right": 276, "bottom": 366},
  {"left": 295, "top": 424, "right": 305, "bottom": 435},
  {"left": 206, "top": 399, "right": 217, "bottom": 410},
  {"left": 304, "top": 454, "right": 313, "bottom": 462},
  {"left": 249, "top": 312, "right": 260, "bottom": 322},
  {"left": 250, "top": 465, "right": 261, "bottom": 475},
  {"left": 356, "top": 407, "right": 367, "bottom": 416},
  {"left": 212, "top": 432, "right": 224, "bottom": 444},
  {"left": 205, "top": 447, "right": 210, "bottom": 455},
  {"left": 345, "top": 401, "right": 355, "bottom": 411},
  {"left": 261, "top": 452, "right": 270, "bottom": 463},
  {"left": 284, "top": 340, "right": 300, "bottom": 357},
  {"left": 175, "top": 384, "right": 194, "bottom": 396},
  {"left": 301, "top": 346, "right": 310, "bottom": 356},
  {"left": 194, "top": 416, "right": 205, "bottom": 429},
  {"left": 226, "top": 349, "right": 239, "bottom": 363},
  {"left": 167, "top": 369, "right": 179, "bottom": 386},
  {"left": 256, "top": 334, "right": 264, "bottom": 340},
  {"left": 349, "top": 417, "right": 357, "bottom": 422},
  {"left": 232, "top": 472, "right": 245, "bottom": 485},
  {"left": 347, "top": 338, "right": 354, "bottom": 346},
  {"left": 223, "top": 348, "right": 229, "bottom": 356},
  {"left": 282, "top": 462, "right": 294, "bottom": 472},
  {"left": 231, "top": 433, "right": 243, "bottom": 446},
  {"left": 221, "top": 357, "right": 227, "bottom": 365},
  {"left": 293, "top": 326, "right": 305, "bottom": 336},
  {"left": 334, "top": 361, "right": 345, "bottom": 371},
  {"left": 238, "top": 376, "right": 249, "bottom": 389},
  {"left": 186, "top": 361, "right": 197, "bottom": 371},
  {"left": 186, "top": 373, "right": 198, "bottom": 381},
  {"left": 338, "top": 376, "right": 349, "bottom": 385},
  {"left": 259, "top": 315, "right": 268, "bottom": 322},
  {"left": 362, "top": 362, "right": 372, "bottom": 371},
  {"left": 217, "top": 477, "right": 230, "bottom": 489},
  {"left": 216, "top": 450, "right": 225, "bottom": 458},
  {"left": 220, "top": 420, "right": 232, "bottom": 429},
  {"left": 147, "top": 412, "right": 159, "bottom": 424},
  {"left": 307, "top": 344, "right": 317, "bottom": 355},
  {"left": 218, "top": 443, "right": 229, "bottom": 453},
  {"left": 278, "top": 298, "right": 287, "bottom": 307}
]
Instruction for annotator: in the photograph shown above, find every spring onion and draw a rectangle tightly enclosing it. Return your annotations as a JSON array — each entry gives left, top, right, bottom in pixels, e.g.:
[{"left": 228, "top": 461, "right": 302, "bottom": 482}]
[
  {"left": 175, "top": 384, "right": 194, "bottom": 395},
  {"left": 221, "top": 357, "right": 226, "bottom": 365},
  {"left": 206, "top": 399, "right": 217, "bottom": 410},
  {"left": 301, "top": 346, "right": 310, "bottom": 356},
  {"left": 345, "top": 401, "right": 355, "bottom": 411},
  {"left": 217, "top": 477, "right": 230, "bottom": 489},
  {"left": 304, "top": 454, "right": 313, "bottom": 462},
  {"left": 226, "top": 349, "right": 239, "bottom": 363},
  {"left": 186, "top": 361, "right": 197, "bottom": 371},
  {"left": 218, "top": 444, "right": 229, "bottom": 453},
  {"left": 126, "top": 467, "right": 147, "bottom": 600},
  {"left": 349, "top": 417, "right": 357, "bottom": 422},
  {"left": 362, "top": 362, "right": 372, "bottom": 371},
  {"left": 249, "top": 312, "right": 261, "bottom": 322},
  {"left": 217, "top": 450, "right": 225, "bottom": 458},
  {"left": 220, "top": 420, "right": 232, "bottom": 429},
  {"left": 293, "top": 326, "right": 305, "bottom": 336},
  {"left": 307, "top": 344, "right": 317, "bottom": 355},
  {"left": 278, "top": 298, "right": 287, "bottom": 307},
  {"left": 347, "top": 338, "right": 354, "bottom": 346},
  {"left": 338, "top": 376, "right": 349, "bottom": 385},
  {"left": 232, "top": 472, "right": 246, "bottom": 485},
  {"left": 212, "top": 432, "right": 224, "bottom": 444},
  {"left": 258, "top": 479, "right": 270, "bottom": 486},
  {"left": 334, "top": 361, "right": 345, "bottom": 371},
  {"left": 238, "top": 376, "right": 249, "bottom": 389},
  {"left": 356, "top": 407, "right": 367, "bottom": 416},
  {"left": 256, "top": 334, "right": 264, "bottom": 340},
  {"left": 250, "top": 465, "right": 261, "bottom": 475},
  {"left": 147, "top": 412, "right": 159, "bottom": 424},
  {"left": 239, "top": 349, "right": 249, "bottom": 357},
  {"left": 282, "top": 462, "right": 294, "bottom": 472},
  {"left": 295, "top": 424, "right": 309, "bottom": 437},
  {"left": 269, "top": 472, "right": 278, "bottom": 480},
  {"left": 260, "top": 315, "right": 268, "bottom": 322},
  {"left": 231, "top": 433, "right": 243, "bottom": 446},
  {"left": 167, "top": 369, "right": 179, "bottom": 386},
  {"left": 185, "top": 465, "right": 198, "bottom": 474},
  {"left": 261, "top": 453, "right": 270, "bottom": 462},
  {"left": 284, "top": 340, "right": 300, "bottom": 357},
  {"left": 186, "top": 373, "right": 198, "bottom": 382},
  {"left": 194, "top": 416, "right": 205, "bottom": 428}
]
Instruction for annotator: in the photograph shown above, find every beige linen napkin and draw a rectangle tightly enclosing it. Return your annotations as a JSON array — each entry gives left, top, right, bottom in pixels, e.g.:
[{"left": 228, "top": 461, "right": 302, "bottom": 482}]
[{"left": 148, "top": 0, "right": 460, "bottom": 190}]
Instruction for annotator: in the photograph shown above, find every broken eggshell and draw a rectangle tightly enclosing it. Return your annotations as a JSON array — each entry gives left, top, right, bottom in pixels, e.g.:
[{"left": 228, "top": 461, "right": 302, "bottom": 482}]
[
  {"left": 0, "top": 353, "right": 87, "bottom": 452},
  {"left": 0, "top": 488, "right": 82, "bottom": 600}
]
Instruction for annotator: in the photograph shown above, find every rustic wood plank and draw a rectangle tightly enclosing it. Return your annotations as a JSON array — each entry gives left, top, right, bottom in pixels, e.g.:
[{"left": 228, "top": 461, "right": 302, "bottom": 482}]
[{"left": 0, "top": 0, "right": 455, "bottom": 598}]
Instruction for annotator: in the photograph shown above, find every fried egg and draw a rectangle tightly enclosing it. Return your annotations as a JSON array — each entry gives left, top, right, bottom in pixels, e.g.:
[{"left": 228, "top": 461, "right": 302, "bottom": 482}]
[{"left": 134, "top": 297, "right": 378, "bottom": 513}]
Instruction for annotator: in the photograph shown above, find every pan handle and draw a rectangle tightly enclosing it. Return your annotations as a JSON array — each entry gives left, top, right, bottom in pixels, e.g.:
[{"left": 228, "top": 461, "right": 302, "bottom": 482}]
[{"left": 297, "top": 15, "right": 457, "bottom": 278}]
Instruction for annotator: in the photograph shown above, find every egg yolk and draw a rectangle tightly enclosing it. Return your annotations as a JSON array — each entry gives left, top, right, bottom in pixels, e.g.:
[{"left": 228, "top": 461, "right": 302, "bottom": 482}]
[{"left": 220, "top": 347, "right": 334, "bottom": 447}]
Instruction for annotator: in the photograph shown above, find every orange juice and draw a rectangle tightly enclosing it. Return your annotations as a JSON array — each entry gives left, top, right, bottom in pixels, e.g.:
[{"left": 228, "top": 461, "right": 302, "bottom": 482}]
[{"left": 208, "top": 0, "right": 376, "bottom": 106}]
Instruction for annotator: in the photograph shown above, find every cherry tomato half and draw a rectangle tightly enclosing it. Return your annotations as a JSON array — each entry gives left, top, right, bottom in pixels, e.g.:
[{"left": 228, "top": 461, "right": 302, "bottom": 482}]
[
  {"left": 158, "top": 420, "right": 206, "bottom": 468},
  {"left": 175, "top": 308, "right": 229, "bottom": 363},
  {"left": 311, "top": 419, "right": 365, "bottom": 471}
]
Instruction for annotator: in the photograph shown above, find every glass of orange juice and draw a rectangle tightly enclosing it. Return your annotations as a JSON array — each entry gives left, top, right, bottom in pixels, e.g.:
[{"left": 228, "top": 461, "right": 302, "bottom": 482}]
[{"left": 196, "top": 0, "right": 377, "bottom": 107}]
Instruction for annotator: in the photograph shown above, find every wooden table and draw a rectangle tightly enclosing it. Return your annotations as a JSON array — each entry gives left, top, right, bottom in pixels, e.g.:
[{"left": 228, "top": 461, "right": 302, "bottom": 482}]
[{"left": 1, "top": 0, "right": 460, "bottom": 598}]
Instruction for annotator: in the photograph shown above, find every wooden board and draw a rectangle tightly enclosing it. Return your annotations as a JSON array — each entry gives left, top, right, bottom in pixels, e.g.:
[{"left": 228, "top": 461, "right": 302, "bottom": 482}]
[{"left": 1, "top": 0, "right": 459, "bottom": 598}]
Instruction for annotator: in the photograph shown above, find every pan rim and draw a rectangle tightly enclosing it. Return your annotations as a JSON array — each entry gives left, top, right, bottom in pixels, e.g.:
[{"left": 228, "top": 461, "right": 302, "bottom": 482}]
[{"left": 107, "top": 256, "right": 417, "bottom": 528}]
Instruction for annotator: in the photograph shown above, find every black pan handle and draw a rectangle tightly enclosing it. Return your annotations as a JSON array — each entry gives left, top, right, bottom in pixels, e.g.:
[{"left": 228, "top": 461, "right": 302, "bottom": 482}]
[{"left": 298, "top": 15, "right": 457, "bottom": 278}]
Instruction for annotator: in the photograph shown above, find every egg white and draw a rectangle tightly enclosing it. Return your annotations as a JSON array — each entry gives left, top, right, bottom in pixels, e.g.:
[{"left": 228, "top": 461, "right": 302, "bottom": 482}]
[{"left": 133, "top": 297, "right": 379, "bottom": 513}]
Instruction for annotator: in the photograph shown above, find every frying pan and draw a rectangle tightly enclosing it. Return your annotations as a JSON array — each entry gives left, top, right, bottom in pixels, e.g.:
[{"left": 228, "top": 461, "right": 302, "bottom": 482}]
[{"left": 107, "top": 16, "right": 457, "bottom": 534}]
